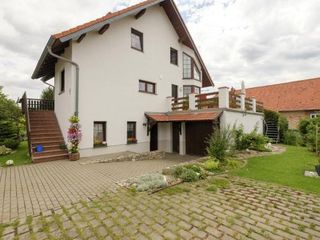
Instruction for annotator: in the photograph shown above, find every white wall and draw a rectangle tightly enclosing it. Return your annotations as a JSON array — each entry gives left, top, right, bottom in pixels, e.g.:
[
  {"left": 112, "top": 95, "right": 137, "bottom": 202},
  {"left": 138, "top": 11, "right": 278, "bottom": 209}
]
[
  {"left": 54, "top": 46, "right": 75, "bottom": 141},
  {"left": 220, "top": 109, "right": 264, "bottom": 134},
  {"left": 54, "top": 5, "right": 203, "bottom": 156}
]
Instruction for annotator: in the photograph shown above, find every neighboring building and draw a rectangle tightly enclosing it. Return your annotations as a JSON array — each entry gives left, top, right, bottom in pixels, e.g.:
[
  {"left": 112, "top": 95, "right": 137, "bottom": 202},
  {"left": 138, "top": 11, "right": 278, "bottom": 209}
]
[
  {"left": 23, "top": 0, "right": 264, "bottom": 162},
  {"left": 244, "top": 78, "right": 320, "bottom": 129}
]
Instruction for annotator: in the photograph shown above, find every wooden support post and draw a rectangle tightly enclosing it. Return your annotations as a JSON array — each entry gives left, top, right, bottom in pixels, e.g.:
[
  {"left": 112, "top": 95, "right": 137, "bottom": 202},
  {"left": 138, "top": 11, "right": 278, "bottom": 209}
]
[
  {"left": 98, "top": 24, "right": 110, "bottom": 35},
  {"left": 135, "top": 9, "right": 146, "bottom": 19},
  {"left": 77, "top": 33, "right": 86, "bottom": 43}
]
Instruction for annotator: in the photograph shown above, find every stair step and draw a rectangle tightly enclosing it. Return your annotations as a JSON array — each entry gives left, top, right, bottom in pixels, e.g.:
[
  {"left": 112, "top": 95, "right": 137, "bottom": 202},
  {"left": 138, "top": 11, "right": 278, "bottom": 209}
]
[
  {"left": 31, "top": 136, "right": 63, "bottom": 141},
  {"left": 32, "top": 139, "right": 64, "bottom": 145},
  {"left": 33, "top": 149, "right": 68, "bottom": 157},
  {"left": 31, "top": 132, "right": 61, "bottom": 137},
  {"left": 33, "top": 153, "right": 69, "bottom": 163},
  {"left": 32, "top": 144, "right": 66, "bottom": 151}
]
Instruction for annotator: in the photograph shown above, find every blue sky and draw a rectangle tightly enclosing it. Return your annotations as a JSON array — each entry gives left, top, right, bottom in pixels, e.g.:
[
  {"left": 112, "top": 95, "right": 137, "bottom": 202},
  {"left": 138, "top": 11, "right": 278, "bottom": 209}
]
[{"left": 0, "top": 0, "right": 319, "bottom": 100}]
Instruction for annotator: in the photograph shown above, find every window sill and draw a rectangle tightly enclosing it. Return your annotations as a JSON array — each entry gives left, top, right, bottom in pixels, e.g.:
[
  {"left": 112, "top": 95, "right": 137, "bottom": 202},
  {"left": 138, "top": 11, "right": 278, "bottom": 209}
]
[
  {"left": 131, "top": 47, "right": 144, "bottom": 52},
  {"left": 170, "top": 62, "right": 178, "bottom": 66},
  {"left": 94, "top": 143, "right": 108, "bottom": 148},
  {"left": 127, "top": 140, "right": 137, "bottom": 145},
  {"left": 139, "top": 91, "right": 157, "bottom": 95},
  {"left": 58, "top": 91, "right": 65, "bottom": 95}
]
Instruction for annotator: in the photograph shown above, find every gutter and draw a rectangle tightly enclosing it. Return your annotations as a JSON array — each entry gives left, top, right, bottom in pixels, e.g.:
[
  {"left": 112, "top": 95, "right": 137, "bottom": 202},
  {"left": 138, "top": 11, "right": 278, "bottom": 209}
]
[
  {"left": 41, "top": 77, "right": 54, "bottom": 88},
  {"left": 47, "top": 45, "right": 80, "bottom": 117}
]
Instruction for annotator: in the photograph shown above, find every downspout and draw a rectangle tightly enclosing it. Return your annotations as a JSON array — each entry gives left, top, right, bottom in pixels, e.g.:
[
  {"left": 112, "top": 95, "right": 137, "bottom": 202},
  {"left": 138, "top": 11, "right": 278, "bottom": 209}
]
[{"left": 47, "top": 46, "right": 80, "bottom": 117}]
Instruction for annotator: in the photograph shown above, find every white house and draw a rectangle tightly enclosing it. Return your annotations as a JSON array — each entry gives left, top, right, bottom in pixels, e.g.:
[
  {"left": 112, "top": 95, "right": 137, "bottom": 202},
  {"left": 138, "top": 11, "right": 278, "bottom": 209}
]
[{"left": 27, "top": 0, "right": 263, "bottom": 162}]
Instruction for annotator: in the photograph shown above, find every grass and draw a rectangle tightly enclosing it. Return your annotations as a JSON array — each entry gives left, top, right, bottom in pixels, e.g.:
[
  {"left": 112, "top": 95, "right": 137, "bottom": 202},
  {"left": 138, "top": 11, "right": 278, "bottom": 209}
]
[
  {"left": 160, "top": 186, "right": 190, "bottom": 195},
  {"left": 0, "top": 141, "right": 31, "bottom": 167},
  {"left": 234, "top": 145, "right": 320, "bottom": 194}
]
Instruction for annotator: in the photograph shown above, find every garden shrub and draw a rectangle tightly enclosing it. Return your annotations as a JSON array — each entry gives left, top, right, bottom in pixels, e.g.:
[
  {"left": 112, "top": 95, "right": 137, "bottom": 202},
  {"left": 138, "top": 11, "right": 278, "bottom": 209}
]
[
  {"left": 184, "top": 164, "right": 207, "bottom": 179},
  {"left": 203, "top": 159, "right": 220, "bottom": 172},
  {"left": 264, "top": 109, "right": 289, "bottom": 143},
  {"left": 3, "top": 138, "right": 20, "bottom": 150},
  {"left": 0, "top": 145, "right": 12, "bottom": 156},
  {"left": 233, "top": 127, "right": 269, "bottom": 152},
  {"left": 173, "top": 166, "right": 185, "bottom": 178},
  {"left": 206, "top": 127, "right": 233, "bottom": 162},
  {"left": 179, "top": 168, "right": 199, "bottom": 182},
  {"left": 226, "top": 159, "right": 241, "bottom": 169},
  {"left": 298, "top": 119, "right": 310, "bottom": 146},
  {"left": 283, "top": 130, "right": 302, "bottom": 146},
  {"left": 298, "top": 117, "right": 320, "bottom": 152},
  {"left": 133, "top": 173, "right": 168, "bottom": 192}
]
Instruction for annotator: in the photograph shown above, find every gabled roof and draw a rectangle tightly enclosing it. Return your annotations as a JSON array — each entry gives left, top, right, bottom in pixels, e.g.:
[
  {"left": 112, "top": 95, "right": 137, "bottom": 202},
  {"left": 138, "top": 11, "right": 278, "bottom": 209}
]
[
  {"left": 32, "top": 0, "right": 213, "bottom": 87},
  {"left": 244, "top": 78, "right": 320, "bottom": 112}
]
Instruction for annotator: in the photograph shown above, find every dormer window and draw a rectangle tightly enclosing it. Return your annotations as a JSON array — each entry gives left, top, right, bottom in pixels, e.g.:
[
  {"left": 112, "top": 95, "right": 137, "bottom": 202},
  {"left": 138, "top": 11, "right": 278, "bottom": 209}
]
[
  {"left": 183, "top": 53, "right": 201, "bottom": 81},
  {"left": 131, "top": 28, "right": 143, "bottom": 52}
]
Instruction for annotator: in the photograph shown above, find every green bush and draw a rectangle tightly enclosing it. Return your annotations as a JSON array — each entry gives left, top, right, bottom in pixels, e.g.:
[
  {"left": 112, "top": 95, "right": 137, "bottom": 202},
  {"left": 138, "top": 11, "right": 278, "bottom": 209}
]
[
  {"left": 226, "top": 159, "right": 241, "bottom": 169},
  {"left": 283, "top": 130, "right": 302, "bottom": 146},
  {"left": 3, "top": 138, "right": 20, "bottom": 150},
  {"left": 279, "top": 116, "right": 289, "bottom": 142},
  {"left": 206, "top": 127, "right": 233, "bottom": 162},
  {"left": 179, "top": 168, "right": 199, "bottom": 182},
  {"left": 233, "top": 127, "right": 269, "bottom": 152},
  {"left": 184, "top": 164, "right": 207, "bottom": 179},
  {"left": 298, "top": 117, "right": 320, "bottom": 152},
  {"left": 203, "top": 160, "right": 220, "bottom": 172}
]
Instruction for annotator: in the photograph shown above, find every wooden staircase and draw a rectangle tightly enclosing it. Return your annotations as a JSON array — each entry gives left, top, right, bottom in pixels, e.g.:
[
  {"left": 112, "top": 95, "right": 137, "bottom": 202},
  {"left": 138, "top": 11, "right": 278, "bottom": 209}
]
[
  {"left": 20, "top": 93, "right": 69, "bottom": 163},
  {"left": 29, "top": 111, "right": 69, "bottom": 163}
]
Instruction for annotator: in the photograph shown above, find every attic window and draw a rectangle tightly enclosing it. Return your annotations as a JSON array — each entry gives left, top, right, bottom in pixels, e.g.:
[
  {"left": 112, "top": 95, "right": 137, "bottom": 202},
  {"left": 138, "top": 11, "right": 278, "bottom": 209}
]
[
  {"left": 170, "top": 48, "right": 178, "bottom": 65},
  {"left": 131, "top": 28, "right": 143, "bottom": 52}
]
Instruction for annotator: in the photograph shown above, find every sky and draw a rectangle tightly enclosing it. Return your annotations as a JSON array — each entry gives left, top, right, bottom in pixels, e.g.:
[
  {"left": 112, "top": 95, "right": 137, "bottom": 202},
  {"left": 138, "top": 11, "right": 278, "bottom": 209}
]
[{"left": 0, "top": 0, "right": 320, "bottom": 100}]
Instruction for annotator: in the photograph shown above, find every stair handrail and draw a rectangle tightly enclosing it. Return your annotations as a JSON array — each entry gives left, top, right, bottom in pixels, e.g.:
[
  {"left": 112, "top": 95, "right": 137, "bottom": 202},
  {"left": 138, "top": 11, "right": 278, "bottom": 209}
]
[{"left": 20, "top": 92, "right": 33, "bottom": 160}]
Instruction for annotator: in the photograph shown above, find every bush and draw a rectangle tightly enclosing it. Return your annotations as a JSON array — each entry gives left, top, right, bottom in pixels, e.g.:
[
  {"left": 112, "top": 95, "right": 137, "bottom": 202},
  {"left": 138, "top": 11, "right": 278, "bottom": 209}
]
[
  {"left": 0, "top": 145, "right": 12, "bottom": 156},
  {"left": 133, "top": 173, "right": 168, "bottom": 192},
  {"left": 3, "top": 138, "right": 20, "bottom": 150},
  {"left": 184, "top": 164, "right": 207, "bottom": 179},
  {"left": 226, "top": 159, "right": 241, "bottom": 169},
  {"left": 179, "top": 168, "right": 199, "bottom": 182},
  {"left": 233, "top": 127, "right": 269, "bottom": 152},
  {"left": 206, "top": 127, "right": 233, "bottom": 162},
  {"left": 283, "top": 130, "right": 302, "bottom": 146},
  {"left": 279, "top": 116, "right": 289, "bottom": 142},
  {"left": 298, "top": 117, "right": 320, "bottom": 152},
  {"left": 203, "top": 160, "right": 220, "bottom": 172}
]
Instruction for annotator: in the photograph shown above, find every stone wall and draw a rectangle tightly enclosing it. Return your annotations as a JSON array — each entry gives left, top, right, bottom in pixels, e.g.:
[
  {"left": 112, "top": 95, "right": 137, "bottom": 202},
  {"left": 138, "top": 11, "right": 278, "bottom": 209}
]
[{"left": 81, "top": 151, "right": 165, "bottom": 165}]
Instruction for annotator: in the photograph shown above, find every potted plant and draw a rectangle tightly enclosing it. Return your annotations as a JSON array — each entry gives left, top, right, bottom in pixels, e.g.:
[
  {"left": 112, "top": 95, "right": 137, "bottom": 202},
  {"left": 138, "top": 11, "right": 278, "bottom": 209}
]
[{"left": 67, "top": 115, "right": 82, "bottom": 161}]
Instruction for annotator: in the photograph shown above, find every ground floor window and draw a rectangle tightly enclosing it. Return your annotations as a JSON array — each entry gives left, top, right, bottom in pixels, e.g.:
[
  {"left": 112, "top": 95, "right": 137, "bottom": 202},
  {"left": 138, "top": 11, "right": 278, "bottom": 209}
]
[
  {"left": 310, "top": 113, "right": 320, "bottom": 119},
  {"left": 183, "top": 85, "right": 201, "bottom": 97},
  {"left": 94, "top": 122, "right": 106, "bottom": 147},
  {"left": 127, "top": 122, "right": 137, "bottom": 144}
]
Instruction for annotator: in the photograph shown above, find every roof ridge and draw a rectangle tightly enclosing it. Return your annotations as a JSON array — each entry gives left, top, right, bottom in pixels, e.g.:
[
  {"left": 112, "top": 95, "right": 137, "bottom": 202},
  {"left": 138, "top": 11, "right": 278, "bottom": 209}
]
[{"left": 245, "top": 77, "right": 320, "bottom": 90}]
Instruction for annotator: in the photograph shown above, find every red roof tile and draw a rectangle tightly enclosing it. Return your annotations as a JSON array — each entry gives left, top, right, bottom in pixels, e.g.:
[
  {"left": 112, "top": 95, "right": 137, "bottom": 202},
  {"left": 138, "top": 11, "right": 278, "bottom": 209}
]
[
  {"left": 146, "top": 111, "right": 221, "bottom": 122},
  {"left": 53, "top": 0, "right": 159, "bottom": 39},
  {"left": 244, "top": 78, "right": 320, "bottom": 112}
]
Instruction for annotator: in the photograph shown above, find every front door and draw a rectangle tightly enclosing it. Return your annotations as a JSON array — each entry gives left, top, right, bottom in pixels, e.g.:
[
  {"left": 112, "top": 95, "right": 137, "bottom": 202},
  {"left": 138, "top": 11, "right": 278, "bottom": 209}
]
[
  {"left": 172, "top": 122, "right": 180, "bottom": 153},
  {"left": 150, "top": 124, "right": 158, "bottom": 151}
]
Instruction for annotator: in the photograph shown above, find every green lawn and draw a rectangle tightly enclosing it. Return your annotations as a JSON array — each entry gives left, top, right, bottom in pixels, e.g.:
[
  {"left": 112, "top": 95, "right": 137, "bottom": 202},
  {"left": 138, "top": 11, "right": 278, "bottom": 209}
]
[
  {"left": 234, "top": 145, "right": 320, "bottom": 194},
  {"left": 0, "top": 141, "right": 31, "bottom": 167}
]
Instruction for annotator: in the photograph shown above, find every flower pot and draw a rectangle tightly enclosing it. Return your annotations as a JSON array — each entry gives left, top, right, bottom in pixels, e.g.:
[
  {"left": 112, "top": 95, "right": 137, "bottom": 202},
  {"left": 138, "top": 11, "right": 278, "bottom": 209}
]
[
  {"left": 315, "top": 165, "right": 320, "bottom": 176},
  {"left": 69, "top": 152, "right": 80, "bottom": 161}
]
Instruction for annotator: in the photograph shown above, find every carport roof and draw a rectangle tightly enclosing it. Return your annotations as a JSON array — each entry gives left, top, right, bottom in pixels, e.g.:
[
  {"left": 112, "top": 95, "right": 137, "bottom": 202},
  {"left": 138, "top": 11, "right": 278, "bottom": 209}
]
[{"left": 145, "top": 110, "right": 221, "bottom": 122}]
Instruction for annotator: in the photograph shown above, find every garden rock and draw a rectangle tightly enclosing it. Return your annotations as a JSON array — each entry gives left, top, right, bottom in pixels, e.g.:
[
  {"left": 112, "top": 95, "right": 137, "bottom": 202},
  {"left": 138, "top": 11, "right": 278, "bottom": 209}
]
[
  {"left": 0, "top": 145, "right": 12, "bottom": 156},
  {"left": 304, "top": 171, "right": 319, "bottom": 178},
  {"left": 6, "top": 159, "right": 14, "bottom": 166},
  {"left": 128, "top": 173, "right": 168, "bottom": 192}
]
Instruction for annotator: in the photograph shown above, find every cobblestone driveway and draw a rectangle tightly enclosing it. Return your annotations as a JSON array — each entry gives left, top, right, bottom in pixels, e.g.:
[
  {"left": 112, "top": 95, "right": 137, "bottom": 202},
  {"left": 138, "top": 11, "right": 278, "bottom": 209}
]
[
  {"left": 1, "top": 176, "right": 320, "bottom": 240},
  {"left": 0, "top": 154, "right": 196, "bottom": 223}
]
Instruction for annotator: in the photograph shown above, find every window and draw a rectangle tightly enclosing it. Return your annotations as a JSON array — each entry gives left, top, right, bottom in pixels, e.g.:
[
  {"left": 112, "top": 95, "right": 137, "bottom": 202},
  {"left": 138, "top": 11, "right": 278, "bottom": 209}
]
[
  {"left": 170, "top": 48, "right": 178, "bottom": 65},
  {"left": 139, "top": 80, "right": 156, "bottom": 94},
  {"left": 127, "top": 122, "right": 137, "bottom": 144},
  {"left": 183, "top": 85, "right": 201, "bottom": 97},
  {"left": 310, "top": 113, "right": 319, "bottom": 119},
  {"left": 183, "top": 53, "right": 201, "bottom": 81},
  {"left": 183, "top": 53, "right": 192, "bottom": 79},
  {"left": 93, "top": 122, "right": 106, "bottom": 147},
  {"left": 60, "top": 69, "right": 65, "bottom": 93},
  {"left": 131, "top": 28, "right": 143, "bottom": 51}
]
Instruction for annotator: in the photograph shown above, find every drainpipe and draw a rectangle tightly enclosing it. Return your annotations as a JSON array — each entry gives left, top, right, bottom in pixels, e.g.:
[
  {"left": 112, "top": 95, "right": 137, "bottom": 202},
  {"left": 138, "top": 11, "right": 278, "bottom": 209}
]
[{"left": 47, "top": 46, "right": 80, "bottom": 117}]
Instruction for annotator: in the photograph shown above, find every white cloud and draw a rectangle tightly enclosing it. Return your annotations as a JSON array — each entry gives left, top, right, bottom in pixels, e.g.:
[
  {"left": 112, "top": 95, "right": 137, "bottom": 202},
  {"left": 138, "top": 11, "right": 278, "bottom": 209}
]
[{"left": 0, "top": 0, "right": 319, "bottom": 100}]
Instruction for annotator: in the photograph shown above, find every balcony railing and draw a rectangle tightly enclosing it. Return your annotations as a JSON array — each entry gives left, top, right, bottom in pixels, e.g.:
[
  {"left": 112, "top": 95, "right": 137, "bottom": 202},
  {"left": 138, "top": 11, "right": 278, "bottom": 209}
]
[
  {"left": 172, "top": 97, "right": 189, "bottom": 111},
  {"left": 27, "top": 99, "right": 54, "bottom": 111},
  {"left": 170, "top": 88, "right": 264, "bottom": 113},
  {"left": 196, "top": 92, "right": 219, "bottom": 109}
]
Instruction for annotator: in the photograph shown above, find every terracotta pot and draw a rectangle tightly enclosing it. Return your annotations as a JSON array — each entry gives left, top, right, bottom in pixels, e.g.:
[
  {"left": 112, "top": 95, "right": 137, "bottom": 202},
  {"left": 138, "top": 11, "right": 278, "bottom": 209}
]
[{"left": 69, "top": 152, "right": 80, "bottom": 161}]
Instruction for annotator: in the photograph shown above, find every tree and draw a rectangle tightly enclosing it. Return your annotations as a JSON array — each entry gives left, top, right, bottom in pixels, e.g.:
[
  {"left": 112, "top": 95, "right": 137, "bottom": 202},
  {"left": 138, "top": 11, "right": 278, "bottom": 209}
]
[
  {"left": 41, "top": 87, "right": 54, "bottom": 100},
  {"left": 0, "top": 88, "right": 23, "bottom": 149}
]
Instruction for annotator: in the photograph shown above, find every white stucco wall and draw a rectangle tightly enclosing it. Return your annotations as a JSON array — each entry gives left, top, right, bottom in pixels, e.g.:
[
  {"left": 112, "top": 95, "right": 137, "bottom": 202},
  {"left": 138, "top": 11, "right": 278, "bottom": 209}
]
[
  {"left": 220, "top": 109, "right": 264, "bottom": 134},
  {"left": 54, "top": 46, "right": 75, "bottom": 141},
  {"left": 54, "top": 5, "right": 202, "bottom": 156}
]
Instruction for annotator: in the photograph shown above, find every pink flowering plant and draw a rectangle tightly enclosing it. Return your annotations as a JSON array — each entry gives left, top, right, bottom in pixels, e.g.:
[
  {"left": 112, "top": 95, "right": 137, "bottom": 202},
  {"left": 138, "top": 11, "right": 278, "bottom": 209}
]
[{"left": 67, "top": 115, "right": 82, "bottom": 154}]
